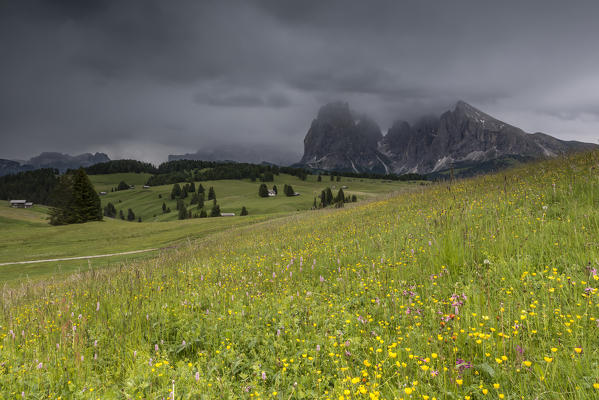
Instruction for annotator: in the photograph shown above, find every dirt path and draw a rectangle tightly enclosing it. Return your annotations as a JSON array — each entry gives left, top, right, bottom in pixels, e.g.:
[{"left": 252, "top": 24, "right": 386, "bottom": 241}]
[{"left": 0, "top": 248, "right": 159, "bottom": 266}]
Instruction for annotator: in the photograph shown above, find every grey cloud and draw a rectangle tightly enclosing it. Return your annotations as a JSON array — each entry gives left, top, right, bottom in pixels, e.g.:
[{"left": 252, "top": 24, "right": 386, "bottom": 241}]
[{"left": 1, "top": 0, "right": 599, "bottom": 164}]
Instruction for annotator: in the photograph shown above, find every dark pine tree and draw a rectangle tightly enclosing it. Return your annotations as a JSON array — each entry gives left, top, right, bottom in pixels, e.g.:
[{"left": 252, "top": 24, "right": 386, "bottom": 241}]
[
  {"left": 240, "top": 206, "right": 248, "bottom": 216},
  {"left": 127, "top": 208, "right": 135, "bottom": 221},
  {"left": 49, "top": 168, "right": 102, "bottom": 225},
  {"left": 181, "top": 186, "right": 188, "bottom": 199},
  {"left": 189, "top": 182, "right": 196, "bottom": 192},
  {"left": 351, "top": 194, "right": 357, "bottom": 202},
  {"left": 103, "top": 202, "right": 117, "bottom": 218},
  {"left": 119, "top": 210, "right": 125, "bottom": 220},
  {"left": 197, "top": 193, "right": 205, "bottom": 209},
  {"left": 285, "top": 184, "right": 295, "bottom": 197},
  {"left": 190, "top": 193, "right": 199, "bottom": 205},
  {"left": 208, "top": 186, "right": 215, "bottom": 200},
  {"left": 117, "top": 180, "right": 129, "bottom": 191},
  {"left": 198, "top": 184, "right": 205, "bottom": 194},
  {"left": 171, "top": 183, "right": 182, "bottom": 199},
  {"left": 199, "top": 209, "right": 207, "bottom": 218},
  {"left": 317, "top": 174, "right": 322, "bottom": 182},
  {"left": 336, "top": 188, "right": 345, "bottom": 203},
  {"left": 210, "top": 202, "right": 221, "bottom": 217},
  {"left": 162, "top": 202, "right": 167, "bottom": 213},
  {"left": 258, "top": 183, "right": 269, "bottom": 198},
  {"left": 178, "top": 204, "right": 187, "bottom": 220},
  {"left": 272, "top": 185, "right": 278, "bottom": 195}
]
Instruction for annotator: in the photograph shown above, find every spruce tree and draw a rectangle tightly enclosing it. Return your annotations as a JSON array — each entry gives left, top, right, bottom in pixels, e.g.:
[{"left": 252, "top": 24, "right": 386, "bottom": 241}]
[
  {"left": 208, "top": 186, "right": 215, "bottom": 200},
  {"left": 197, "top": 193, "right": 205, "bottom": 209},
  {"left": 317, "top": 174, "right": 322, "bottom": 182},
  {"left": 325, "top": 187, "right": 333, "bottom": 205},
  {"left": 198, "top": 184, "right": 205, "bottom": 194},
  {"left": 49, "top": 168, "right": 102, "bottom": 225},
  {"left": 240, "top": 206, "right": 248, "bottom": 216},
  {"left": 210, "top": 202, "right": 221, "bottom": 217},
  {"left": 127, "top": 208, "right": 135, "bottom": 221},
  {"left": 103, "top": 202, "right": 117, "bottom": 218},
  {"left": 351, "top": 194, "right": 357, "bottom": 202},
  {"left": 119, "top": 210, "right": 125, "bottom": 220},
  {"left": 199, "top": 209, "right": 207, "bottom": 218},
  {"left": 181, "top": 186, "right": 188, "bottom": 199},
  {"left": 336, "top": 188, "right": 345, "bottom": 203},
  {"left": 171, "top": 183, "right": 182, "bottom": 199},
  {"left": 189, "top": 182, "right": 196, "bottom": 192},
  {"left": 162, "top": 202, "right": 167, "bottom": 213},
  {"left": 190, "top": 193, "right": 198, "bottom": 205},
  {"left": 272, "top": 185, "right": 278, "bottom": 195},
  {"left": 178, "top": 204, "right": 187, "bottom": 220},
  {"left": 117, "top": 180, "right": 129, "bottom": 191},
  {"left": 258, "top": 183, "right": 269, "bottom": 197},
  {"left": 285, "top": 184, "right": 295, "bottom": 196}
]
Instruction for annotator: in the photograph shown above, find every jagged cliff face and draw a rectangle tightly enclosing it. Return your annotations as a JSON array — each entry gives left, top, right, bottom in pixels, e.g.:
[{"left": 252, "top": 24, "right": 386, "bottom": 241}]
[
  {"left": 300, "top": 101, "right": 598, "bottom": 175},
  {"left": 300, "top": 102, "right": 391, "bottom": 174}
]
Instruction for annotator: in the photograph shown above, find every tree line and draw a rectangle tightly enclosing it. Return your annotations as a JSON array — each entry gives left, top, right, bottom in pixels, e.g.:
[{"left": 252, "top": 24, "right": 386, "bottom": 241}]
[{"left": 0, "top": 168, "right": 59, "bottom": 204}]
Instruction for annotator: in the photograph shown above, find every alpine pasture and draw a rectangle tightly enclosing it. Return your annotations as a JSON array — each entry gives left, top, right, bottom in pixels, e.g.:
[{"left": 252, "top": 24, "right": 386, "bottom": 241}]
[{"left": 1, "top": 152, "right": 599, "bottom": 399}]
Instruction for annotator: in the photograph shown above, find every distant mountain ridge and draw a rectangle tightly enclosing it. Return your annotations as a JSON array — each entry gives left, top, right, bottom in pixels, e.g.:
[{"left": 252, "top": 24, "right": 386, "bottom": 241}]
[
  {"left": 169, "top": 145, "right": 300, "bottom": 166},
  {"left": 0, "top": 152, "right": 110, "bottom": 176},
  {"left": 299, "top": 101, "right": 597, "bottom": 175}
]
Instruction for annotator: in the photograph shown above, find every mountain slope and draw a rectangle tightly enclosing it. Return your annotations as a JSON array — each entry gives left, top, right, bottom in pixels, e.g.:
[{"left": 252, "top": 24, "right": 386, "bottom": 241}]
[
  {"left": 299, "top": 102, "right": 392, "bottom": 174},
  {"left": 300, "top": 101, "right": 598, "bottom": 175}
]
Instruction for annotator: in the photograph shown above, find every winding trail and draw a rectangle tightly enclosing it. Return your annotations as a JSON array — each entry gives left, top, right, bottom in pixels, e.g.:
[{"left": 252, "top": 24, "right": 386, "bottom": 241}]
[{"left": 0, "top": 248, "right": 159, "bottom": 266}]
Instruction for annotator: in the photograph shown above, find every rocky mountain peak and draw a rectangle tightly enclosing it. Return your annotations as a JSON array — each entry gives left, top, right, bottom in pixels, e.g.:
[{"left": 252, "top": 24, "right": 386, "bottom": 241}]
[{"left": 299, "top": 101, "right": 598, "bottom": 177}]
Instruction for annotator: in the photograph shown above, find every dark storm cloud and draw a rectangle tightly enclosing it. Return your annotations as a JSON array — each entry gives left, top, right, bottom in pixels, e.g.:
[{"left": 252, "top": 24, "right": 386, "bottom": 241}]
[{"left": 1, "top": 0, "right": 599, "bottom": 164}]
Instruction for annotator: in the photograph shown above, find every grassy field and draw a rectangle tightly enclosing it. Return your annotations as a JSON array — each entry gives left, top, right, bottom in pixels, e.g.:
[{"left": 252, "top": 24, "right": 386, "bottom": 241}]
[
  {"left": 89, "top": 172, "right": 421, "bottom": 222},
  {"left": 0, "top": 203, "right": 276, "bottom": 282},
  {"left": 2, "top": 152, "right": 599, "bottom": 398},
  {"left": 0, "top": 173, "right": 415, "bottom": 283}
]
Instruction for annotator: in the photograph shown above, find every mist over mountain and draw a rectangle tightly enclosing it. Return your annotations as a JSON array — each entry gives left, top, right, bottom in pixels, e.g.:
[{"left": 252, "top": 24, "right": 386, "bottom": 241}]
[
  {"left": 169, "top": 145, "right": 300, "bottom": 166},
  {"left": 299, "top": 101, "right": 598, "bottom": 176},
  {"left": 0, "top": 152, "right": 110, "bottom": 176}
]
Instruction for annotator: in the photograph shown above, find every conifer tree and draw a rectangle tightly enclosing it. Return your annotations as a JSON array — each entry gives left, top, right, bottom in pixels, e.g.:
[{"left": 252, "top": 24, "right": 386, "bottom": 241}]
[
  {"left": 127, "top": 208, "right": 135, "bottom": 221},
  {"left": 181, "top": 186, "right": 188, "bottom": 199},
  {"left": 317, "top": 174, "right": 322, "bottom": 182},
  {"left": 119, "top": 210, "right": 125, "bottom": 220},
  {"left": 49, "top": 168, "right": 102, "bottom": 225},
  {"left": 198, "top": 184, "right": 205, "bottom": 194},
  {"left": 210, "top": 202, "right": 221, "bottom": 217},
  {"left": 197, "top": 193, "right": 205, "bottom": 209},
  {"left": 336, "top": 188, "right": 345, "bottom": 203},
  {"left": 171, "top": 183, "right": 182, "bottom": 199},
  {"left": 117, "top": 180, "right": 129, "bottom": 191},
  {"left": 162, "top": 202, "right": 167, "bottom": 213},
  {"left": 208, "top": 186, "right": 215, "bottom": 200},
  {"left": 259, "top": 183, "right": 269, "bottom": 197},
  {"left": 189, "top": 182, "right": 196, "bottom": 192},
  {"left": 272, "top": 185, "right": 278, "bottom": 195},
  {"left": 199, "top": 209, "right": 207, "bottom": 218},
  {"left": 240, "top": 206, "right": 248, "bottom": 216},
  {"left": 178, "top": 204, "right": 187, "bottom": 220}
]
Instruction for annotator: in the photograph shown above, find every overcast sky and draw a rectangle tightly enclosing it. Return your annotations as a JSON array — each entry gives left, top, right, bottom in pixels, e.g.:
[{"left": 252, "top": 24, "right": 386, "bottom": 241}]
[{"left": 1, "top": 0, "right": 598, "bottom": 164}]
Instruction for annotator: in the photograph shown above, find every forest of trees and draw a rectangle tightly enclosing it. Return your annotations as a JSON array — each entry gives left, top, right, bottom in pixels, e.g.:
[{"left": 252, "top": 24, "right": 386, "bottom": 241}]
[
  {"left": 145, "top": 160, "right": 311, "bottom": 186},
  {"left": 49, "top": 169, "right": 102, "bottom": 225},
  {"left": 0, "top": 168, "right": 59, "bottom": 204},
  {"left": 85, "top": 159, "right": 158, "bottom": 175}
]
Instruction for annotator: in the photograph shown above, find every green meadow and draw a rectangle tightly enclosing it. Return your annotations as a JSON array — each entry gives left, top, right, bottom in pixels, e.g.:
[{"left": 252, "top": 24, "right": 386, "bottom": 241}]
[
  {"left": 0, "top": 173, "right": 415, "bottom": 283},
  {"left": 1, "top": 152, "right": 599, "bottom": 398},
  {"left": 89, "top": 172, "right": 420, "bottom": 222}
]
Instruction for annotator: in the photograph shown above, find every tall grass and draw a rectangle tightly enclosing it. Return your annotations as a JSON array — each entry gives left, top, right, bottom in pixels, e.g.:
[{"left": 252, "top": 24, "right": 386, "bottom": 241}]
[{"left": 1, "top": 152, "right": 599, "bottom": 399}]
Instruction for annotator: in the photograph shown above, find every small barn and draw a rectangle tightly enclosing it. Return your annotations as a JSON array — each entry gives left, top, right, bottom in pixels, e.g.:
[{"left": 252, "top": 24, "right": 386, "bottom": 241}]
[{"left": 10, "top": 200, "right": 33, "bottom": 208}]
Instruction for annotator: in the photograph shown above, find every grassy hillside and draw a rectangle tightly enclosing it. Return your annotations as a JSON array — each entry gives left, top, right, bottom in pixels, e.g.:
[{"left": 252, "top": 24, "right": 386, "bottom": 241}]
[
  {"left": 90, "top": 173, "right": 419, "bottom": 222},
  {"left": 0, "top": 203, "right": 274, "bottom": 282},
  {"left": 2, "top": 151, "right": 599, "bottom": 398}
]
